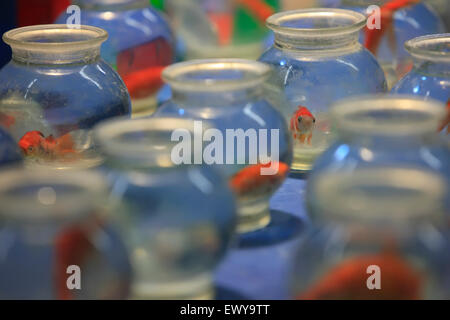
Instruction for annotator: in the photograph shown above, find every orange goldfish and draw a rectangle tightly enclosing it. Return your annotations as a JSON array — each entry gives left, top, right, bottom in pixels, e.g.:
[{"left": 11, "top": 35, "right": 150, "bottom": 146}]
[
  {"left": 122, "top": 66, "right": 166, "bottom": 99},
  {"left": 0, "top": 112, "right": 15, "bottom": 129},
  {"left": 298, "top": 251, "right": 422, "bottom": 300},
  {"left": 290, "top": 106, "right": 316, "bottom": 145},
  {"left": 230, "top": 161, "right": 289, "bottom": 196},
  {"left": 438, "top": 99, "right": 450, "bottom": 134},
  {"left": 18, "top": 130, "right": 76, "bottom": 160},
  {"left": 117, "top": 38, "right": 173, "bottom": 99},
  {"left": 364, "top": 0, "right": 420, "bottom": 56}
]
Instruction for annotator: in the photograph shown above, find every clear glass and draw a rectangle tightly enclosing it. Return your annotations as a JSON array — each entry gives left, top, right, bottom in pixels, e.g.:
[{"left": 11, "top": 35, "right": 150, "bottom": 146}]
[
  {"left": 94, "top": 117, "right": 237, "bottom": 299},
  {"left": 259, "top": 8, "right": 387, "bottom": 173},
  {"left": 337, "top": 0, "right": 446, "bottom": 88},
  {"left": 0, "top": 169, "right": 131, "bottom": 300},
  {"left": 292, "top": 96, "right": 450, "bottom": 300},
  {"left": 165, "top": 0, "right": 279, "bottom": 60},
  {"left": 154, "top": 59, "right": 293, "bottom": 233},
  {"left": 392, "top": 34, "right": 450, "bottom": 104},
  {"left": 0, "top": 127, "right": 22, "bottom": 167},
  {"left": 55, "top": 0, "right": 174, "bottom": 117},
  {"left": 307, "top": 96, "right": 450, "bottom": 224},
  {"left": 0, "top": 25, "right": 131, "bottom": 169}
]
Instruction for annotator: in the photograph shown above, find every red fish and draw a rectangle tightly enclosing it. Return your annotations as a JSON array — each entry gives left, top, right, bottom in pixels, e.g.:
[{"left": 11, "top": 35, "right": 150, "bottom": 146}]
[
  {"left": 18, "top": 130, "right": 76, "bottom": 160},
  {"left": 121, "top": 66, "right": 166, "bottom": 99},
  {"left": 54, "top": 224, "right": 95, "bottom": 300},
  {"left": 0, "top": 112, "right": 15, "bottom": 129},
  {"left": 290, "top": 106, "right": 316, "bottom": 145},
  {"left": 236, "top": 0, "right": 275, "bottom": 23},
  {"left": 117, "top": 38, "right": 173, "bottom": 99},
  {"left": 438, "top": 99, "right": 450, "bottom": 134},
  {"left": 230, "top": 161, "right": 289, "bottom": 196},
  {"left": 364, "top": 0, "right": 420, "bottom": 56},
  {"left": 298, "top": 251, "right": 422, "bottom": 300}
]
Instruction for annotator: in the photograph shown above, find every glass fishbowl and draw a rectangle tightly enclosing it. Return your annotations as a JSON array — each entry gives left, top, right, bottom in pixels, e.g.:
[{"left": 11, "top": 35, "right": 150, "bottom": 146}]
[
  {"left": 259, "top": 8, "right": 387, "bottom": 173},
  {"left": 0, "top": 169, "right": 131, "bottom": 300},
  {"left": 292, "top": 96, "right": 450, "bottom": 299},
  {"left": 165, "top": 0, "right": 279, "bottom": 60},
  {"left": 0, "top": 127, "right": 22, "bottom": 167},
  {"left": 94, "top": 117, "right": 237, "bottom": 299},
  {"left": 292, "top": 221, "right": 450, "bottom": 299},
  {"left": 307, "top": 96, "right": 450, "bottom": 223},
  {"left": 153, "top": 59, "right": 293, "bottom": 233},
  {"left": 55, "top": 0, "right": 174, "bottom": 116},
  {"left": 335, "top": 0, "right": 445, "bottom": 88},
  {"left": 392, "top": 34, "right": 449, "bottom": 105},
  {"left": 0, "top": 25, "right": 131, "bottom": 169}
]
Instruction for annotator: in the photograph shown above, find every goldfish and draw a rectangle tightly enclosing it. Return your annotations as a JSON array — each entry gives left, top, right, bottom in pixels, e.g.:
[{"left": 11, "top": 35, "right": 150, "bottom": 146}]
[
  {"left": 364, "top": 0, "right": 420, "bottom": 56},
  {"left": 437, "top": 99, "right": 450, "bottom": 134},
  {"left": 0, "top": 112, "right": 15, "bottom": 129},
  {"left": 117, "top": 39, "right": 173, "bottom": 99},
  {"left": 298, "top": 251, "right": 422, "bottom": 300},
  {"left": 230, "top": 161, "right": 289, "bottom": 196},
  {"left": 121, "top": 66, "right": 166, "bottom": 99},
  {"left": 290, "top": 106, "right": 316, "bottom": 145},
  {"left": 18, "top": 130, "right": 76, "bottom": 160}
]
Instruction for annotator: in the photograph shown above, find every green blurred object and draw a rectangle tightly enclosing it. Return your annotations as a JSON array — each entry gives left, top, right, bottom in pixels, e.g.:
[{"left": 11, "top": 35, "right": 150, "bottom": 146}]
[
  {"left": 150, "top": 0, "right": 165, "bottom": 11},
  {"left": 233, "top": 0, "right": 279, "bottom": 44}
]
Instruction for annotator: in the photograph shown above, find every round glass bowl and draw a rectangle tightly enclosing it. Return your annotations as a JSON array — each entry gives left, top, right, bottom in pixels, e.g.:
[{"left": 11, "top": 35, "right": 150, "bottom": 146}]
[
  {"left": 307, "top": 96, "right": 450, "bottom": 224},
  {"left": 336, "top": 0, "right": 445, "bottom": 88},
  {"left": 293, "top": 96, "right": 450, "bottom": 300},
  {"left": 94, "top": 117, "right": 237, "bottom": 300},
  {"left": 259, "top": 8, "right": 387, "bottom": 173},
  {"left": 0, "top": 24, "right": 131, "bottom": 169},
  {"left": 0, "top": 169, "right": 131, "bottom": 300},
  {"left": 165, "top": 0, "right": 279, "bottom": 60},
  {"left": 0, "top": 127, "right": 22, "bottom": 167},
  {"left": 154, "top": 59, "right": 293, "bottom": 233},
  {"left": 56, "top": 0, "right": 174, "bottom": 117},
  {"left": 292, "top": 221, "right": 450, "bottom": 299},
  {"left": 392, "top": 34, "right": 450, "bottom": 104}
]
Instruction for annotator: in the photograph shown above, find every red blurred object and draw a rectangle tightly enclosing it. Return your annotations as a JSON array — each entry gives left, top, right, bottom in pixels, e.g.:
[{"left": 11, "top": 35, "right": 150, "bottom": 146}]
[
  {"left": 17, "top": 0, "right": 70, "bottom": 27},
  {"left": 117, "top": 39, "right": 173, "bottom": 99},
  {"left": 208, "top": 13, "right": 234, "bottom": 46}
]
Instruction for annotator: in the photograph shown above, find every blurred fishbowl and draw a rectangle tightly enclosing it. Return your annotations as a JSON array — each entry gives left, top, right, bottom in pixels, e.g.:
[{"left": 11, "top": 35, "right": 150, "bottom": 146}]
[
  {"left": 0, "top": 169, "right": 132, "bottom": 299},
  {"left": 166, "top": 0, "right": 280, "bottom": 60},
  {"left": 94, "top": 117, "right": 237, "bottom": 299},
  {"left": 393, "top": 34, "right": 450, "bottom": 108},
  {"left": 332, "top": 0, "right": 446, "bottom": 88},
  {"left": 56, "top": 0, "right": 175, "bottom": 116},
  {"left": 154, "top": 59, "right": 293, "bottom": 233}
]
